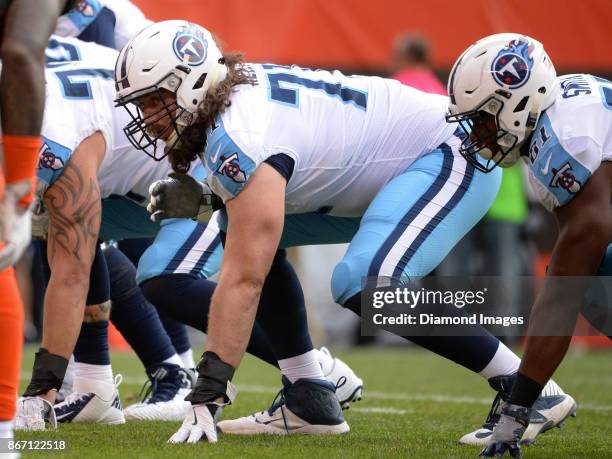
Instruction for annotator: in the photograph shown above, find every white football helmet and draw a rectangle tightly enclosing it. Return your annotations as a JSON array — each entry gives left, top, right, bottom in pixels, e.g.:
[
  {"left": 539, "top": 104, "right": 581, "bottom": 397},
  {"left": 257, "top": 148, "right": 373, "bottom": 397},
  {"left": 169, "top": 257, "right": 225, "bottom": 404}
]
[
  {"left": 114, "top": 20, "right": 228, "bottom": 160},
  {"left": 446, "top": 33, "right": 558, "bottom": 171}
]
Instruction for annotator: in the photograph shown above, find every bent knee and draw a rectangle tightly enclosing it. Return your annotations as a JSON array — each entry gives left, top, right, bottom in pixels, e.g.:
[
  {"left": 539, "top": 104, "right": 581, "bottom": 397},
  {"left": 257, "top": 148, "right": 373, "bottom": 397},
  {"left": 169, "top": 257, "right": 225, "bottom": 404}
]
[{"left": 331, "top": 257, "right": 369, "bottom": 306}]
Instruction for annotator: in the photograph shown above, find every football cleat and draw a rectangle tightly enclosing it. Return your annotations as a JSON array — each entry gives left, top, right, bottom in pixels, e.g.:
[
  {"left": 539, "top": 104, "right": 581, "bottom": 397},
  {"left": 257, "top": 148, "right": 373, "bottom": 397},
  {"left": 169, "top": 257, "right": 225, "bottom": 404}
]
[
  {"left": 124, "top": 364, "right": 195, "bottom": 421},
  {"left": 317, "top": 347, "right": 363, "bottom": 409},
  {"left": 459, "top": 375, "right": 577, "bottom": 446},
  {"left": 14, "top": 396, "right": 57, "bottom": 431},
  {"left": 217, "top": 377, "right": 350, "bottom": 435},
  {"left": 53, "top": 375, "right": 125, "bottom": 424}
]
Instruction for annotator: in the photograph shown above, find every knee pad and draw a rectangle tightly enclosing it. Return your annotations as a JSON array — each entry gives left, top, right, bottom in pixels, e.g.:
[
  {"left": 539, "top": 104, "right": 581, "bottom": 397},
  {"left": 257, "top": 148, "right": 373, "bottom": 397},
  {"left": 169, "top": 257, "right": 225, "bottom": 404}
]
[{"left": 331, "top": 258, "right": 367, "bottom": 307}]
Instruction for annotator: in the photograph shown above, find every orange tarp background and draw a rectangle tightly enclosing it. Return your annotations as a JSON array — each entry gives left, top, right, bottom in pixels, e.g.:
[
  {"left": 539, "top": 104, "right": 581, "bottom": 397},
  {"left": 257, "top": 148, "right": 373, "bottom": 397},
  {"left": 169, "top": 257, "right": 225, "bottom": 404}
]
[{"left": 132, "top": 0, "right": 612, "bottom": 72}]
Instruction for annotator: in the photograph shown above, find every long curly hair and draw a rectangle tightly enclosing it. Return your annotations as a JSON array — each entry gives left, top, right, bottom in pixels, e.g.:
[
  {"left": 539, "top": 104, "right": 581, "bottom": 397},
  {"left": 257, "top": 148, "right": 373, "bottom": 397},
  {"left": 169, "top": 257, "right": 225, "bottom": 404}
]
[{"left": 168, "top": 53, "right": 256, "bottom": 173}]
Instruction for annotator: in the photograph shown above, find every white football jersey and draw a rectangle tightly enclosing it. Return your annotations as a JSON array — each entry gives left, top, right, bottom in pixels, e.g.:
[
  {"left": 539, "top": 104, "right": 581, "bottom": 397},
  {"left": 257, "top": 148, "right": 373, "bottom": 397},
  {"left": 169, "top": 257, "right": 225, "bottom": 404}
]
[
  {"left": 46, "top": 34, "right": 119, "bottom": 65},
  {"left": 38, "top": 58, "right": 173, "bottom": 206},
  {"left": 524, "top": 74, "right": 612, "bottom": 212},
  {"left": 204, "top": 64, "right": 457, "bottom": 217}
]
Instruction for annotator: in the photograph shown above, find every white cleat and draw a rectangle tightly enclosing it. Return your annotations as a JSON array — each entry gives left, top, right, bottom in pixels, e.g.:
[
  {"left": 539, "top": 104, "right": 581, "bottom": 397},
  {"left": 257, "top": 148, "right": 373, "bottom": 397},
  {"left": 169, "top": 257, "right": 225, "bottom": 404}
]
[
  {"left": 53, "top": 375, "right": 125, "bottom": 425},
  {"left": 15, "top": 397, "right": 57, "bottom": 431},
  {"left": 124, "top": 364, "right": 194, "bottom": 422},
  {"left": 218, "top": 377, "right": 349, "bottom": 436},
  {"left": 317, "top": 347, "right": 363, "bottom": 409},
  {"left": 459, "top": 378, "right": 577, "bottom": 446}
]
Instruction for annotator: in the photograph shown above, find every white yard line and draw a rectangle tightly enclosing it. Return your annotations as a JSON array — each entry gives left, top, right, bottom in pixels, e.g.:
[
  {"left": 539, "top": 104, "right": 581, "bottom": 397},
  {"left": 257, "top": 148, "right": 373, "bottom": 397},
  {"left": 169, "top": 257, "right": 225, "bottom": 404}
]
[{"left": 20, "top": 374, "right": 612, "bottom": 413}]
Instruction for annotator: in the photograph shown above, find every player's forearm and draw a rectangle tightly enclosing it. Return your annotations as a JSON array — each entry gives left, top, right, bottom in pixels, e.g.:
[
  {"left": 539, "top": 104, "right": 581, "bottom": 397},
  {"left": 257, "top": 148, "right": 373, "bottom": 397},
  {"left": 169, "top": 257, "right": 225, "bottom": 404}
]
[
  {"left": 206, "top": 279, "right": 262, "bottom": 368},
  {"left": 41, "top": 269, "right": 91, "bottom": 359},
  {"left": 518, "top": 226, "right": 604, "bottom": 386},
  {"left": 518, "top": 335, "right": 573, "bottom": 386}
]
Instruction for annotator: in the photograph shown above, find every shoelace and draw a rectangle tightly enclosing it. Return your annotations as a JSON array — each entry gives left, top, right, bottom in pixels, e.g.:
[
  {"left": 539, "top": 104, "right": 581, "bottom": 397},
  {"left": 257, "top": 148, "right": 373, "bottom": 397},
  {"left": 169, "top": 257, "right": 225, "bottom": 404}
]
[
  {"left": 56, "top": 392, "right": 91, "bottom": 416},
  {"left": 251, "top": 387, "right": 291, "bottom": 433},
  {"left": 138, "top": 371, "right": 182, "bottom": 404},
  {"left": 482, "top": 392, "right": 502, "bottom": 430}
]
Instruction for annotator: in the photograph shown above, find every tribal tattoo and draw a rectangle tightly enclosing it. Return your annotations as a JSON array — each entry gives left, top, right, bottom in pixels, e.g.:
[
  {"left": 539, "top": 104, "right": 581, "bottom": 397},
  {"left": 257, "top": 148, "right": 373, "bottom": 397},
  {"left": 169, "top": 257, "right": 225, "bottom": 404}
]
[{"left": 44, "top": 159, "right": 101, "bottom": 266}]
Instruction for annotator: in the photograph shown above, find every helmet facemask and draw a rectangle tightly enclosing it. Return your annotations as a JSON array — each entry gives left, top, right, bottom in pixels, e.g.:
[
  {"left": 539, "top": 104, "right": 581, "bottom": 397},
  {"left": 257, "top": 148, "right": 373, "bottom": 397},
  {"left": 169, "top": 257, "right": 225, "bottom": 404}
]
[
  {"left": 446, "top": 95, "right": 519, "bottom": 173},
  {"left": 116, "top": 74, "right": 194, "bottom": 161}
]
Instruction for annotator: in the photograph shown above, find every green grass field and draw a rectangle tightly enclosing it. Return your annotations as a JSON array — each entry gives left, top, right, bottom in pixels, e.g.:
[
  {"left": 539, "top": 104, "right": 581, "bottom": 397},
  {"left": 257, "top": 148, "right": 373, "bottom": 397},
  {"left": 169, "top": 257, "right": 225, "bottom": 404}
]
[{"left": 16, "top": 346, "right": 612, "bottom": 458}]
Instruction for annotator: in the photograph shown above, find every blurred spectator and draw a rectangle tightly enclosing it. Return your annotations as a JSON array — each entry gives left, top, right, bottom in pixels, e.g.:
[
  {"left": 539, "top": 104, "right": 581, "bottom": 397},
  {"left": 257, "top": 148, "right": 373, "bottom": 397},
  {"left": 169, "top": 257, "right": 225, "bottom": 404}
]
[{"left": 391, "top": 32, "right": 446, "bottom": 95}]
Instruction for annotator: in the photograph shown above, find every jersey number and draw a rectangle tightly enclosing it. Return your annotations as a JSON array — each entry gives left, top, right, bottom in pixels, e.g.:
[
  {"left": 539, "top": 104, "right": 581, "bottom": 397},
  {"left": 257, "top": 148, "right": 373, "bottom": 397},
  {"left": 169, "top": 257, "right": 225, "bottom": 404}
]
[
  {"left": 52, "top": 68, "right": 114, "bottom": 100},
  {"left": 262, "top": 64, "right": 367, "bottom": 110},
  {"left": 595, "top": 77, "right": 612, "bottom": 110}
]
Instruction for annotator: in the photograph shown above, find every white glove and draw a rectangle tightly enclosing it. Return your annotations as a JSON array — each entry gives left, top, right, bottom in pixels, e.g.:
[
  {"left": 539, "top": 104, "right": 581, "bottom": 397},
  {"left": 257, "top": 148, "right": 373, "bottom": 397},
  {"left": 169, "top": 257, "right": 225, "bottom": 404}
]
[
  {"left": 147, "top": 172, "right": 217, "bottom": 223},
  {"left": 168, "top": 402, "right": 225, "bottom": 444},
  {"left": 480, "top": 402, "right": 529, "bottom": 458},
  {"left": 0, "top": 180, "right": 33, "bottom": 270},
  {"left": 14, "top": 396, "right": 57, "bottom": 431}
]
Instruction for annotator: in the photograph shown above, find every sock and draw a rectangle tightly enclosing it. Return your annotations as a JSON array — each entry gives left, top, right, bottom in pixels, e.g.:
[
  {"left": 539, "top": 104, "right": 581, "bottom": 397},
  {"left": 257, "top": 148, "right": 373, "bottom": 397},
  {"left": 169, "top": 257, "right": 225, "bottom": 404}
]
[
  {"left": 0, "top": 268, "right": 24, "bottom": 422},
  {"left": 278, "top": 350, "right": 325, "bottom": 383},
  {"left": 345, "top": 292, "right": 500, "bottom": 373},
  {"left": 104, "top": 246, "right": 177, "bottom": 368},
  {"left": 316, "top": 349, "right": 334, "bottom": 376},
  {"left": 179, "top": 349, "right": 196, "bottom": 369},
  {"left": 255, "top": 250, "right": 314, "bottom": 360},
  {"left": 162, "top": 353, "right": 184, "bottom": 368},
  {"left": 0, "top": 420, "right": 13, "bottom": 439},
  {"left": 74, "top": 362, "right": 113, "bottom": 385},
  {"left": 479, "top": 342, "right": 521, "bottom": 379},
  {"left": 73, "top": 321, "right": 110, "bottom": 365},
  {"left": 140, "top": 274, "right": 278, "bottom": 366},
  {"left": 158, "top": 312, "right": 192, "bottom": 355}
]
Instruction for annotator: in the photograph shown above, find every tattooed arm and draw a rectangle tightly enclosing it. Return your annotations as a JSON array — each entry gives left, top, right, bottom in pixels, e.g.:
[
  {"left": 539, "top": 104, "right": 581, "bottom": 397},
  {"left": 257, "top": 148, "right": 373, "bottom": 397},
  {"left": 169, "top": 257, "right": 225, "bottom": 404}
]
[{"left": 40, "top": 132, "right": 106, "bottom": 370}]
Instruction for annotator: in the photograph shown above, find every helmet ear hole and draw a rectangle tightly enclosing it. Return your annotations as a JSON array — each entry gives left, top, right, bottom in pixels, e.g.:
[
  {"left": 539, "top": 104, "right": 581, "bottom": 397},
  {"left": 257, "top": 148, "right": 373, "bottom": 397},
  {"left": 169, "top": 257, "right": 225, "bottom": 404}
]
[
  {"left": 513, "top": 96, "right": 529, "bottom": 113},
  {"left": 192, "top": 73, "right": 208, "bottom": 90}
]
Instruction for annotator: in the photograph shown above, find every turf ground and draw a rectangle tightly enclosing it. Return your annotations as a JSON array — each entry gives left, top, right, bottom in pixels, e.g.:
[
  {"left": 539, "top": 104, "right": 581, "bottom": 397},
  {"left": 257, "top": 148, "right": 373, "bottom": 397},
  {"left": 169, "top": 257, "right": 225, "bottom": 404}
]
[{"left": 16, "top": 346, "right": 612, "bottom": 458}]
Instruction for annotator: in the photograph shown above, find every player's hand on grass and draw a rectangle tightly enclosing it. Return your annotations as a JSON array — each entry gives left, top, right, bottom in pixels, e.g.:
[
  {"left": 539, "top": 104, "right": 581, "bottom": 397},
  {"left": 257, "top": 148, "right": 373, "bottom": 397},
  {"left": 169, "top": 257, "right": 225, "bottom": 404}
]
[
  {"left": 147, "top": 172, "right": 216, "bottom": 222},
  {"left": 0, "top": 180, "right": 33, "bottom": 270},
  {"left": 15, "top": 396, "right": 57, "bottom": 431},
  {"left": 168, "top": 402, "right": 224, "bottom": 444},
  {"left": 480, "top": 402, "right": 530, "bottom": 458}
]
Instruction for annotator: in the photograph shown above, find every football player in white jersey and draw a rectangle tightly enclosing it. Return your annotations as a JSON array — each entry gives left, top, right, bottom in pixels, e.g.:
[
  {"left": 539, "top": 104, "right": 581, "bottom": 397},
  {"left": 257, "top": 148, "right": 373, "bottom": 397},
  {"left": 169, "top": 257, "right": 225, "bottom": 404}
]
[
  {"left": 116, "top": 21, "right": 575, "bottom": 445},
  {"left": 445, "top": 34, "right": 611, "bottom": 457},
  {"left": 54, "top": 0, "right": 152, "bottom": 51},
  {"left": 18, "top": 40, "right": 363, "bottom": 430}
]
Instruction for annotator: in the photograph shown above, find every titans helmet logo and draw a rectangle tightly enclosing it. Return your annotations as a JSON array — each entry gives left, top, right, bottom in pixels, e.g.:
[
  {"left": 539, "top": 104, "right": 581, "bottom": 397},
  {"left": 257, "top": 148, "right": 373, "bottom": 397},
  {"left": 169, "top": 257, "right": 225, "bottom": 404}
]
[
  {"left": 173, "top": 28, "right": 208, "bottom": 66},
  {"left": 491, "top": 38, "right": 535, "bottom": 89}
]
